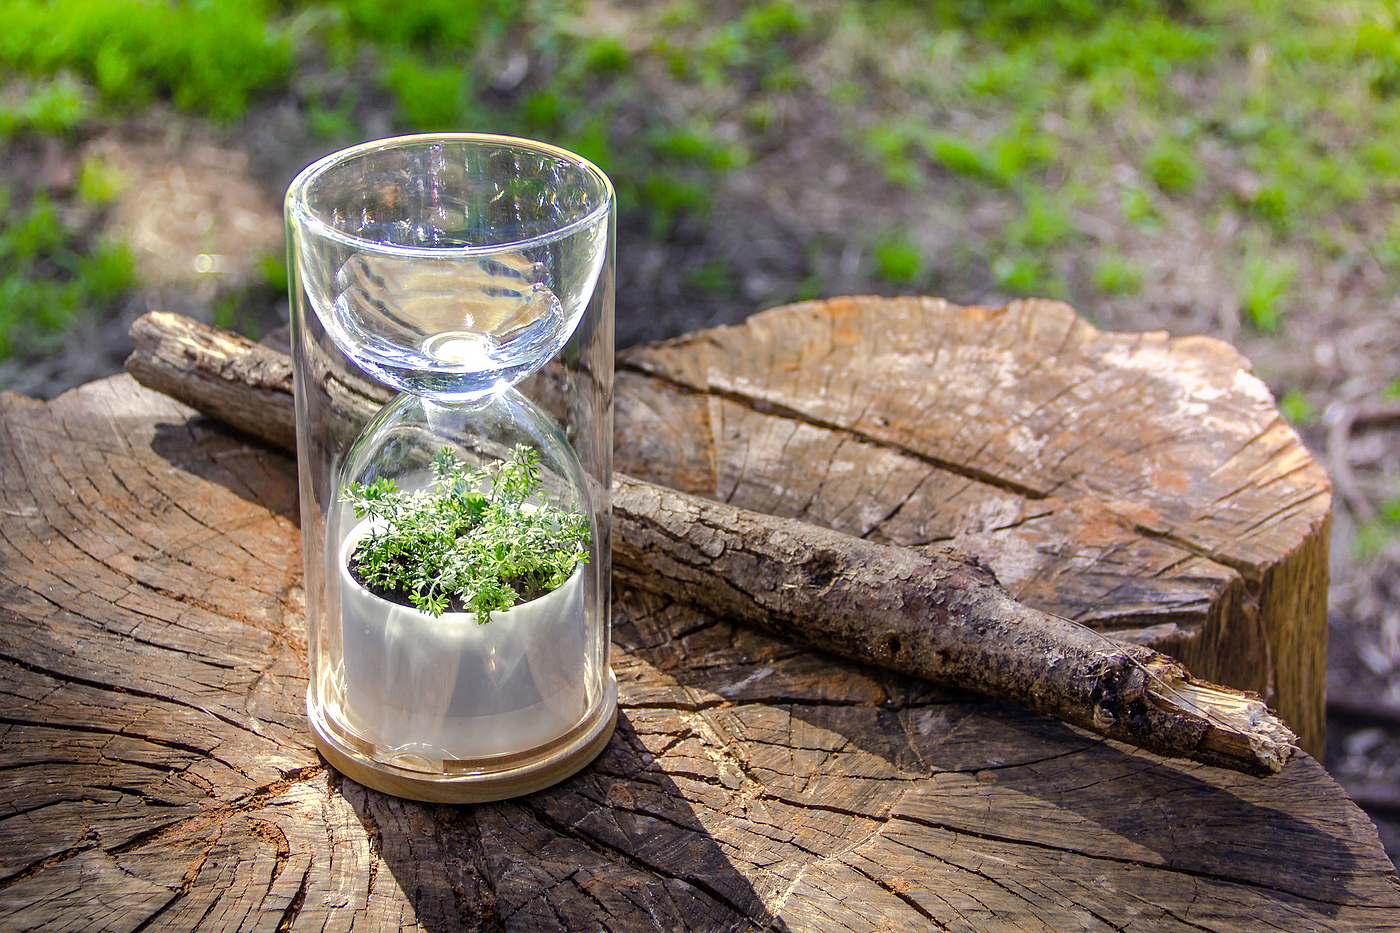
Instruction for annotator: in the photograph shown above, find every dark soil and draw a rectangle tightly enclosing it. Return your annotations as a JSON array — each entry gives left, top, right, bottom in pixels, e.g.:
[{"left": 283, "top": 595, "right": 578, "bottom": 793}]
[{"left": 347, "top": 556, "right": 554, "bottom": 618}]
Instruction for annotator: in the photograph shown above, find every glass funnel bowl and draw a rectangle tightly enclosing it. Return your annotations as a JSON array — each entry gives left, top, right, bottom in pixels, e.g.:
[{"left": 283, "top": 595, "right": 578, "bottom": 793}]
[{"left": 286, "top": 134, "right": 612, "bottom": 400}]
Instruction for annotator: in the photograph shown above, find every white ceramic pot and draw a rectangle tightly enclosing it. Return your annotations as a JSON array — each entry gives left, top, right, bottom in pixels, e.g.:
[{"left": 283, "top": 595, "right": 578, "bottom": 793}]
[{"left": 338, "top": 524, "right": 587, "bottom": 761}]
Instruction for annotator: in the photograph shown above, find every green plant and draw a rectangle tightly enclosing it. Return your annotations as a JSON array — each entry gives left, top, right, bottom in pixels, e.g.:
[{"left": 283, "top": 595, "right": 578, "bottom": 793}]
[
  {"left": 580, "top": 36, "right": 632, "bottom": 77},
  {"left": 866, "top": 125, "right": 922, "bottom": 187},
  {"left": 993, "top": 253, "right": 1057, "bottom": 295},
  {"left": 1245, "top": 184, "right": 1291, "bottom": 235},
  {"left": 652, "top": 124, "right": 747, "bottom": 170},
  {"left": 76, "top": 156, "right": 125, "bottom": 206},
  {"left": 306, "top": 92, "right": 359, "bottom": 142},
  {"left": 1374, "top": 207, "right": 1400, "bottom": 271},
  {"left": 1277, "top": 388, "right": 1315, "bottom": 427},
  {"left": 697, "top": 0, "right": 811, "bottom": 87},
  {"left": 873, "top": 232, "right": 923, "bottom": 285},
  {"left": 259, "top": 252, "right": 289, "bottom": 295},
  {"left": 683, "top": 258, "right": 739, "bottom": 296},
  {"left": 212, "top": 291, "right": 268, "bottom": 340},
  {"left": 1143, "top": 136, "right": 1200, "bottom": 195},
  {"left": 1119, "top": 185, "right": 1161, "bottom": 227},
  {"left": 1355, "top": 491, "right": 1400, "bottom": 561},
  {"left": 1239, "top": 256, "right": 1295, "bottom": 332},
  {"left": 639, "top": 172, "right": 711, "bottom": 236},
  {"left": 0, "top": 0, "right": 292, "bottom": 121},
  {"left": 0, "top": 190, "right": 135, "bottom": 358},
  {"left": 1092, "top": 251, "right": 1142, "bottom": 295},
  {"left": 0, "top": 74, "right": 95, "bottom": 138},
  {"left": 1005, "top": 188, "right": 1074, "bottom": 250},
  {"left": 925, "top": 132, "right": 1003, "bottom": 184},
  {"left": 383, "top": 58, "right": 468, "bottom": 130},
  {"left": 345, "top": 445, "right": 591, "bottom": 622}
]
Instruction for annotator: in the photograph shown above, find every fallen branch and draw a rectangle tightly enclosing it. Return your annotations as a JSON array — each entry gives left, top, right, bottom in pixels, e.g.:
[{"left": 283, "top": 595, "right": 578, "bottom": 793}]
[{"left": 127, "top": 311, "right": 1297, "bottom": 775}]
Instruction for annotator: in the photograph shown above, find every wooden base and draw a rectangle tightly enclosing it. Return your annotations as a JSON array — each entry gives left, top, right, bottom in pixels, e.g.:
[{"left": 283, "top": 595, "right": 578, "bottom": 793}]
[{"left": 309, "top": 673, "right": 618, "bottom": 803}]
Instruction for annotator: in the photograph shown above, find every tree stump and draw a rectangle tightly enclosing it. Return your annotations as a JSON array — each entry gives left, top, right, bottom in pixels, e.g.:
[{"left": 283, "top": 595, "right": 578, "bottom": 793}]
[
  {"left": 616, "top": 297, "right": 1331, "bottom": 756},
  {"left": 2, "top": 297, "right": 1394, "bottom": 932}
]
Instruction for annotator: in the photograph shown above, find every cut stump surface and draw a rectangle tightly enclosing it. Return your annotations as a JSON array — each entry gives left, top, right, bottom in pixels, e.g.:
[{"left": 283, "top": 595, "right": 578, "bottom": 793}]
[
  {"left": 2, "top": 297, "right": 1393, "bottom": 932},
  {"left": 617, "top": 297, "right": 1331, "bottom": 755}
]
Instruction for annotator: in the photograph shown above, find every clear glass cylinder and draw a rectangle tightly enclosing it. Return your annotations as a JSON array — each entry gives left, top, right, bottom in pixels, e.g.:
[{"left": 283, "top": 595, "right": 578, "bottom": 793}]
[{"left": 285, "top": 134, "right": 614, "bottom": 802}]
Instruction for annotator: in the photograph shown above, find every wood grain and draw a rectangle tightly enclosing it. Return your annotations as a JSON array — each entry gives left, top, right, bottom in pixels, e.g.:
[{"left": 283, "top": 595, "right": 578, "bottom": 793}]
[
  {"left": 0, "top": 374, "right": 1393, "bottom": 930},
  {"left": 619, "top": 297, "right": 1332, "bottom": 754}
]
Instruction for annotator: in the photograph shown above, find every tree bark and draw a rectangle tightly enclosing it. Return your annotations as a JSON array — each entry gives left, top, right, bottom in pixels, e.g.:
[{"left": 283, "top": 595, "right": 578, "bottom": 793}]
[
  {"left": 128, "top": 310, "right": 1296, "bottom": 774},
  {"left": 611, "top": 475, "right": 1294, "bottom": 774}
]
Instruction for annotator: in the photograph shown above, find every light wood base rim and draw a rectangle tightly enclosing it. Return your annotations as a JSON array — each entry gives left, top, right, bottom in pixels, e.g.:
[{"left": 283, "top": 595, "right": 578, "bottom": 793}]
[{"left": 310, "top": 675, "right": 618, "bottom": 803}]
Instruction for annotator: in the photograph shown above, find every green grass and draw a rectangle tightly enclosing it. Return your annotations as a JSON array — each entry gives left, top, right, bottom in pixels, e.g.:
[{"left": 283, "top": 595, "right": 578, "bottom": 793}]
[
  {"left": 1119, "top": 185, "right": 1162, "bottom": 229},
  {"left": 1005, "top": 188, "right": 1075, "bottom": 250},
  {"left": 1355, "top": 490, "right": 1400, "bottom": 561},
  {"left": 693, "top": 0, "right": 811, "bottom": 88},
  {"left": 868, "top": 119, "right": 1056, "bottom": 190},
  {"left": 4, "top": 0, "right": 1400, "bottom": 364},
  {"left": 846, "top": 0, "right": 1400, "bottom": 328},
  {"left": 872, "top": 233, "right": 923, "bottom": 285},
  {"left": 0, "top": 74, "right": 95, "bottom": 138},
  {"left": 0, "top": 0, "right": 291, "bottom": 121},
  {"left": 76, "top": 157, "right": 125, "bottom": 207},
  {"left": 993, "top": 254, "right": 1060, "bottom": 297},
  {"left": 1277, "top": 388, "right": 1316, "bottom": 427},
  {"left": 1239, "top": 256, "right": 1296, "bottom": 333},
  {"left": 683, "top": 258, "right": 739, "bottom": 297},
  {"left": 1143, "top": 137, "right": 1201, "bottom": 196},
  {"left": 1092, "top": 251, "right": 1143, "bottom": 296},
  {"left": 1373, "top": 207, "right": 1400, "bottom": 271},
  {"left": 0, "top": 189, "right": 135, "bottom": 357},
  {"left": 651, "top": 124, "right": 748, "bottom": 170}
]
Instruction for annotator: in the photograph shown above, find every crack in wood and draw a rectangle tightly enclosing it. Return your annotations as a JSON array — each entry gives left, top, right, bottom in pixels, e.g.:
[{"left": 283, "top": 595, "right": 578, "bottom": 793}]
[
  {"left": 272, "top": 859, "right": 312, "bottom": 933},
  {"left": 516, "top": 797, "right": 772, "bottom": 928},
  {"left": 0, "top": 715, "right": 244, "bottom": 779},
  {"left": 886, "top": 834, "right": 1049, "bottom": 920},
  {"left": 885, "top": 811, "right": 1381, "bottom": 908},
  {"left": 617, "top": 360, "right": 1050, "bottom": 499},
  {"left": 3, "top": 600, "right": 245, "bottom": 671},
  {"left": 0, "top": 650, "right": 276, "bottom": 747},
  {"left": 2, "top": 502, "right": 295, "bottom": 651},
  {"left": 845, "top": 859, "right": 944, "bottom": 926},
  {"left": 0, "top": 842, "right": 96, "bottom": 890}
]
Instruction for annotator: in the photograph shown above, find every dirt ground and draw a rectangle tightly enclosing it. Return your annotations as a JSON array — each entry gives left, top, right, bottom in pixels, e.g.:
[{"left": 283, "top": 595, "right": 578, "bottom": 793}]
[{"left": 4, "top": 101, "right": 1398, "bottom": 867}]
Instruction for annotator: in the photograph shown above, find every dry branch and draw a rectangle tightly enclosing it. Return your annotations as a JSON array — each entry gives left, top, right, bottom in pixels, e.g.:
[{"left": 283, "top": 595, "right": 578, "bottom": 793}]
[{"left": 126, "top": 310, "right": 1297, "bottom": 775}]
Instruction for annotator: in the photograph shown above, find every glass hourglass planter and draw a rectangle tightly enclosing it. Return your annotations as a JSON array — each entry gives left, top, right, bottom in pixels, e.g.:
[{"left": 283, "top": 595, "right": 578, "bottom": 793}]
[{"left": 285, "top": 134, "right": 615, "bottom": 802}]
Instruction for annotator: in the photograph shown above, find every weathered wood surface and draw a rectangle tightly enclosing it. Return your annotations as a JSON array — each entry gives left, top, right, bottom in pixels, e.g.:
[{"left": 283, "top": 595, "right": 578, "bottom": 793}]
[
  {"left": 126, "top": 309, "right": 1298, "bottom": 775},
  {"left": 0, "top": 375, "right": 1395, "bottom": 931},
  {"left": 2, "top": 297, "right": 1387, "bottom": 931},
  {"left": 615, "top": 297, "right": 1332, "bottom": 757}
]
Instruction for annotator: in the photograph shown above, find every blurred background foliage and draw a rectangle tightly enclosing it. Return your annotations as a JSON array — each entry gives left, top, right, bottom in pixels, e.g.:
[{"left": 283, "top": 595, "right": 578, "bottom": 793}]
[{"left": 2, "top": 0, "right": 1399, "bottom": 351}]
